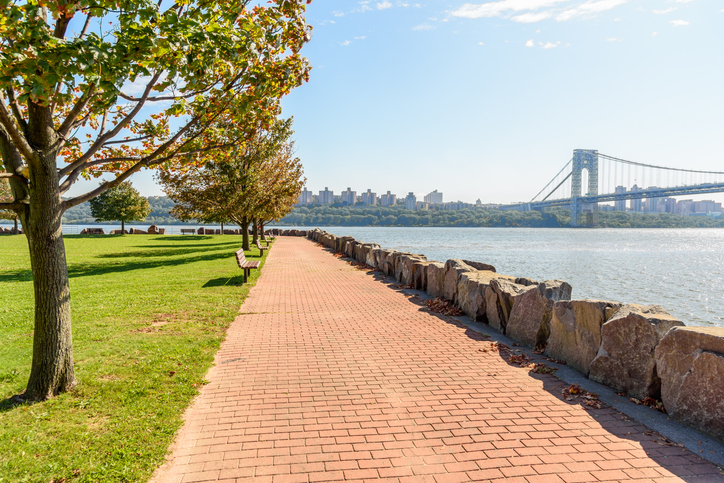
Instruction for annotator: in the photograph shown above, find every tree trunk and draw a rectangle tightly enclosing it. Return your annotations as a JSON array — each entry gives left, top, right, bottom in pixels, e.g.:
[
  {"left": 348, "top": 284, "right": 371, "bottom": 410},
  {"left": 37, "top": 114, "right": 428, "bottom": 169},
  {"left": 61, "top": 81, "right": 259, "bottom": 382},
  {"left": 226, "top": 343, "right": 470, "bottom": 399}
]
[
  {"left": 24, "top": 151, "right": 76, "bottom": 401},
  {"left": 13, "top": 217, "right": 18, "bottom": 234},
  {"left": 252, "top": 218, "right": 258, "bottom": 245},
  {"left": 121, "top": 219, "right": 125, "bottom": 234},
  {"left": 241, "top": 216, "right": 250, "bottom": 251},
  {"left": 221, "top": 221, "right": 224, "bottom": 234},
  {"left": 260, "top": 221, "right": 266, "bottom": 241}
]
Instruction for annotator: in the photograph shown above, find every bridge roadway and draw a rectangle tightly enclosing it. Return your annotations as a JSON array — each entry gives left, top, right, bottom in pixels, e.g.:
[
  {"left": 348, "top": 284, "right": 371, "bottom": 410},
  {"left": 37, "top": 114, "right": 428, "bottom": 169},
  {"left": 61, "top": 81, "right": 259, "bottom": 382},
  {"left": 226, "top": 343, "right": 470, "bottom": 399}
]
[{"left": 151, "top": 237, "right": 722, "bottom": 483}]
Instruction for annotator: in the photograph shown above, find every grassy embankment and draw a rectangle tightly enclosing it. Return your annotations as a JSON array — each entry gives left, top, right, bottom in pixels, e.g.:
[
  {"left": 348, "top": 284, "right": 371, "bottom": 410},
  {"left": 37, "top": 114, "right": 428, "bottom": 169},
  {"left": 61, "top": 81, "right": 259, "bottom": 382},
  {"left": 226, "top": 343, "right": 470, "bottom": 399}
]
[{"left": 0, "top": 234, "right": 267, "bottom": 482}]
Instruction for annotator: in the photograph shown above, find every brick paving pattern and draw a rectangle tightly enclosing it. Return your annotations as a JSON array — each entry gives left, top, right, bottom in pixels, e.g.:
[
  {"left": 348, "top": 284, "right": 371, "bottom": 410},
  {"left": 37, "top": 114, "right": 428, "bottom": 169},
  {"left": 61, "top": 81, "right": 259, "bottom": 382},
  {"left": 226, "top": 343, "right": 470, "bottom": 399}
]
[{"left": 152, "top": 237, "right": 723, "bottom": 483}]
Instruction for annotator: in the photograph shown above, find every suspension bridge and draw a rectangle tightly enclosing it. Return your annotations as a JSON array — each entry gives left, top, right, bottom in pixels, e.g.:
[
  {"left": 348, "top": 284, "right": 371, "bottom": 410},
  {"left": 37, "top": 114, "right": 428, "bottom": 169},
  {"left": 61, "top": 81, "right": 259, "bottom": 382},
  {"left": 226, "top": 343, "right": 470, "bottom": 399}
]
[{"left": 503, "top": 149, "right": 724, "bottom": 226}]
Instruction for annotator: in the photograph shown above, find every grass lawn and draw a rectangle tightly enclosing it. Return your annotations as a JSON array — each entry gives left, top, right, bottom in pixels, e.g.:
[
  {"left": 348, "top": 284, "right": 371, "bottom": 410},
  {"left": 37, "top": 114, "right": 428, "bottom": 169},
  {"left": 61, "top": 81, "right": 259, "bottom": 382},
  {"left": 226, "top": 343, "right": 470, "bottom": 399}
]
[{"left": 0, "top": 234, "right": 267, "bottom": 482}]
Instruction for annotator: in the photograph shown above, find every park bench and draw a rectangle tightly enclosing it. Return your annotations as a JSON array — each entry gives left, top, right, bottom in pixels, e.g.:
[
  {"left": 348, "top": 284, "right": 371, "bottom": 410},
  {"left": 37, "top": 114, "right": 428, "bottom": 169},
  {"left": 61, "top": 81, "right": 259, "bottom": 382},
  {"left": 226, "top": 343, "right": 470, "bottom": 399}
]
[
  {"left": 255, "top": 239, "right": 268, "bottom": 255},
  {"left": 180, "top": 228, "right": 195, "bottom": 235},
  {"left": 236, "top": 249, "right": 260, "bottom": 283}
]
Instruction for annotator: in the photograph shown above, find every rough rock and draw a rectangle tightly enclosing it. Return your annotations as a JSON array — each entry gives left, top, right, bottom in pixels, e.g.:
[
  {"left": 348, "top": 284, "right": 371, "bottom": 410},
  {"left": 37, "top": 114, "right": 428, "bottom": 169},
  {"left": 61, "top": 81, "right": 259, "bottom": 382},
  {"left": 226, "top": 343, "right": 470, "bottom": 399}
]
[
  {"left": 506, "top": 280, "right": 572, "bottom": 349},
  {"left": 425, "top": 262, "right": 446, "bottom": 298},
  {"left": 132, "top": 228, "right": 147, "bottom": 234},
  {"left": 485, "top": 279, "right": 528, "bottom": 333},
  {"left": 456, "top": 271, "right": 512, "bottom": 321},
  {"left": 655, "top": 327, "right": 724, "bottom": 440},
  {"left": 399, "top": 255, "right": 426, "bottom": 285},
  {"left": 589, "top": 304, "right": 683, "bottom": 399},
  {"left": 367, "top": 248, "right": 381, "bottom": 268},
  {"left": 462, "top": 260, "right": 496, "bottom": 273},
  {"left": 412, "top": 261, "right": 435, "bottom": 291},
  {"left": 109, "top": 229, "right": 128, "bottom": 235},
  {"left": 443, "top": 260, "right": 478, "bottom": 302},
  {"left": 379, "top": 250, "right": 397, "bottom": 276},
  {"left": 546, "top": 300, "right": 622, "bottom": 375},
  {"left": 147, "top": 225, "right": 160, "bottom": 234},
  {"left": 515, "top": 277, "right": 539, "bottom": 287}
]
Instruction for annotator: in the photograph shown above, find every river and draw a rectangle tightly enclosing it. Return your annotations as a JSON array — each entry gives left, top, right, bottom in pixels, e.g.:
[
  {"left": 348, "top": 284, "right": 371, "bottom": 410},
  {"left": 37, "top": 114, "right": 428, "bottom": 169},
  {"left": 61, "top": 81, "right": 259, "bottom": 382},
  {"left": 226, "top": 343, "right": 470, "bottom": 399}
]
[{"left": 321, "top": 227, "right": 724, "bottom": 328}]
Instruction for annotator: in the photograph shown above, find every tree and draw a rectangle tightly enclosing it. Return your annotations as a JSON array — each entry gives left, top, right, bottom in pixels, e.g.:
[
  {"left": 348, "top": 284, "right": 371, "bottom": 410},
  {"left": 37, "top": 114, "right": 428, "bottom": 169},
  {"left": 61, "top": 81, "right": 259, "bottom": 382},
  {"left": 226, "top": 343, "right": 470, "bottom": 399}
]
[
  {"left": 0, "top": 178, "right": 18, "bottom": 233},
  {"left": 158, "top": 117, "right": 303, "bottom": 249},
  {"left": 89, "top": 182, "right": 150, "bottom": 233},
  {"left": 0, "top": 0, "right": 311, "bottom": 401}
]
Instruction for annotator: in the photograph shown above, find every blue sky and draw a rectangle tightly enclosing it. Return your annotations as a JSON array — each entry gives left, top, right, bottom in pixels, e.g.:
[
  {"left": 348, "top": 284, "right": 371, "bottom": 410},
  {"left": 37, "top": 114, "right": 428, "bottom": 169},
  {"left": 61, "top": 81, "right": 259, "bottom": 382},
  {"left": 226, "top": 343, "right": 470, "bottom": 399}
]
[{"left": 70, "top": 0, "right": 724, "bottom": 204}]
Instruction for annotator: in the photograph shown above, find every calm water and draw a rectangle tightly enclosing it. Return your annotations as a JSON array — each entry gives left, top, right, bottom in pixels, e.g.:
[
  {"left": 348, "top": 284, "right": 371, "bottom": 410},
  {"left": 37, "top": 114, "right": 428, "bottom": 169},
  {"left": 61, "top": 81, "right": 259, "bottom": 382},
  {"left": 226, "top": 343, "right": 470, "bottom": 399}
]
[{"left": 323, "top": 227, "right": 724, "bottom": 328}]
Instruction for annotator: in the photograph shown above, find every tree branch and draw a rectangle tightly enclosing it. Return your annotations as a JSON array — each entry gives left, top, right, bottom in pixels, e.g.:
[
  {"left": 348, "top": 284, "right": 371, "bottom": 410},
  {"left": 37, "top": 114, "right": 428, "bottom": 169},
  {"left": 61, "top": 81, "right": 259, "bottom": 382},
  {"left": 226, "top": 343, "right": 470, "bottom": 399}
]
[
  {"left": 102, "top": 135, "right": 152, "bottom": 146},
  {"left": 0, "top": 200, "right": 25, "bottom": 211},
  {"left": 59, "top": 157, "right": 142, "bottom": 195},
  {"left": 0, "top": 172, "right": 25, "bottom": 181},
  {"left": 5, "top": 88, "right": 27, "bottom": 133},
  {"left": 0, "top": 95, "right": 34, "bottom": 160},
  {"left": 57, "top": 83, "right": 96, "bottom": 139},
  {"left": 62, "top": 160, "right": 146, "bottom": 210},
  {"left": 57, "top": 72, "right": 161, "bottom": 177}
]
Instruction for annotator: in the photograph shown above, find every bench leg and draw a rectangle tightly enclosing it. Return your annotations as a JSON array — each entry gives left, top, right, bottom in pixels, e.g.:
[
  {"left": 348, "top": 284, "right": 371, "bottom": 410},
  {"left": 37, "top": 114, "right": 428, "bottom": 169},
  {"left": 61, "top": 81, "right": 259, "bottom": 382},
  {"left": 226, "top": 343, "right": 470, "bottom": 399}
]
[{"left": 244, "top": 269, "right": 248, "bottom": 283}]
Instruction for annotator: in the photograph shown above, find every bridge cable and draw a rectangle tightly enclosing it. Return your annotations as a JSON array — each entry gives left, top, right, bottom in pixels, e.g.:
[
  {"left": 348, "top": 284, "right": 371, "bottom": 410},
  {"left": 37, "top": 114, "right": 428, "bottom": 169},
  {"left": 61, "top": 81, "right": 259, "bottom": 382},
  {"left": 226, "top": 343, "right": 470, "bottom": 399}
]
[
  {"left": 598, "top": 154, "right": 724, "bottom": 176},
  {"left": 530, "top": 158, "right": 572, "bottom": 202}
]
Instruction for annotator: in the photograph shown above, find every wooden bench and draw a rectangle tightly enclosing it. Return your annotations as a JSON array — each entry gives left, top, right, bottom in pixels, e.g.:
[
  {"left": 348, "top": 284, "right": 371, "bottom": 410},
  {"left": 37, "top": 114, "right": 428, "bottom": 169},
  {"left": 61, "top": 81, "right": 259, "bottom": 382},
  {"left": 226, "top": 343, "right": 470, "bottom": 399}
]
[
  {"left": 255, "top": 239, "right": 267, "bottom": 255},
  {"left": 236, "top": 249, "right": 260, "bottom": 283},
  {"left": 180, "top": 228, "right": 195, "bottom": 235}
]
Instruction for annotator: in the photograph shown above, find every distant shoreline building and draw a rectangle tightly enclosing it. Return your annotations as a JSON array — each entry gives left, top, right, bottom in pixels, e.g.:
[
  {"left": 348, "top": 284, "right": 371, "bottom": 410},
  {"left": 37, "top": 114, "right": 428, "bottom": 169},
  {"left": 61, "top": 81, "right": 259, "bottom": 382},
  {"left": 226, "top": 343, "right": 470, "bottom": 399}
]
[
  {"left": 380, "top": 191, "right": 397, "bottom": 207},
  {"left": 424, "top": 190, "right": 443, "bottom": 205},
  {"left": 341, "top": 187, "right": 356, "bottom": 206},
  {"left": 361, "top": 189, "right": 377, "bottom": 205},
  {"left": 318, "top": 187, "right": 334, "bottom": 204},
  {"left": 405, "top": 192, "right": 416, "bottom": 210}
]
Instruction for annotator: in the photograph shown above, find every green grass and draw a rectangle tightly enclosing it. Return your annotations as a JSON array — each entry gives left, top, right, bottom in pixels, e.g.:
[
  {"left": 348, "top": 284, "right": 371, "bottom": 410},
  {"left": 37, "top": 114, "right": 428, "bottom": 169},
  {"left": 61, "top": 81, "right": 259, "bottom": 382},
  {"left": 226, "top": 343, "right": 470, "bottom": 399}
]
[{"left": 0, "top": 234, "right": 268, "bottom": 483}]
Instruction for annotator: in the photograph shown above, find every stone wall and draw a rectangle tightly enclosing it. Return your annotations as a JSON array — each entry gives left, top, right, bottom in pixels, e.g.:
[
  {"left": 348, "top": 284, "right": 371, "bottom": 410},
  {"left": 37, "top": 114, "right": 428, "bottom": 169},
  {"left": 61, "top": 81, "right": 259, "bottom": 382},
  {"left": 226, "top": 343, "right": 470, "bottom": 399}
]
[{"left": 306, "top": 227, "right": 724, "bottom": 442}]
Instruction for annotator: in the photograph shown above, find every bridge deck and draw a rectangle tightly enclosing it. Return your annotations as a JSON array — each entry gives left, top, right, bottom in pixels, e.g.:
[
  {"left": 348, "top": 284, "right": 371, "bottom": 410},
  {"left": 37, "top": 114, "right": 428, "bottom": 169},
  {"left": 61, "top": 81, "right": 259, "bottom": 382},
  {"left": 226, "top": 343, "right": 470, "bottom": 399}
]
[{"left": 152, "top": 237, "right": 721, "bottom": 483}]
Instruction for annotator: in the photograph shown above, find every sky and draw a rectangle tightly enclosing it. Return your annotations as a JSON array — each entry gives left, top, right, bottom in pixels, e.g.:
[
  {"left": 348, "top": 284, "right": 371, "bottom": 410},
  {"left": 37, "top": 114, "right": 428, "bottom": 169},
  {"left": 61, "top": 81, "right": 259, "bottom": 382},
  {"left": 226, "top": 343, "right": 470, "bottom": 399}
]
[{"left": 69, "top": 0, "right": 724, "bottom": 204}]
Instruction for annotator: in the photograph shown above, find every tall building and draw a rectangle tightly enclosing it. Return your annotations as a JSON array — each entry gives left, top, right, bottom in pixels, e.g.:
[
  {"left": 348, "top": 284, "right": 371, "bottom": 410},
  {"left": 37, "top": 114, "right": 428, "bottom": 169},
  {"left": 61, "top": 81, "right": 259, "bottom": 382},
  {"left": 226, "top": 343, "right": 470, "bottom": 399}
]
[
  {"left": 644, "top": 190, "right": 660, "bottom": 213},
  {"left": 614, "top": 186, "right": 626, "bottom": 211},
  {"left": 380, "top": 191, "right": 397, "bottom": 207},
  {"left": 340, "top": 187, "right": 356, "bottom": 205},
  {"left": 361, "top": 189, "right": 377, "bottom": 205},
  {"left": 318, "top": 187, "right": 334, "bottom": 204},
  {"left": 297, "top": 188, "right": 313, "bottom": 205},
  {"left": 629, "top": 185, "right": 642, "bottom": 212},
  {"left": 405, "top": 192, "right": 416, "bottom": 210},
  {"left": 424, "top": 190, "right": 443, "bottom": 205}
]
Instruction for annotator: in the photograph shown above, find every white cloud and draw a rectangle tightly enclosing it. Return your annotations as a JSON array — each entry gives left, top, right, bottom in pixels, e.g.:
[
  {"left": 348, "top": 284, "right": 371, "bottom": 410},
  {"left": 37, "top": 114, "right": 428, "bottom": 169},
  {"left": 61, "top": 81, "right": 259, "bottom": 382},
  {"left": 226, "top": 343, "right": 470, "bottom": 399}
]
[
  {"left": 557, "top": 0, "right": 626, "bottom": 21},
  {"left": 377, "top": 1, "right": 392, "bottom": 9},
  {"left": 670, "top": 19, "right": 690, "bottom": 26},
  {"left": 478, "top": 41, "right": 485, "bottom": 45},
  {"left": 412, "top": 23, "right": 435, "bottom": 30},
  {"left": 452, "top": 0, "right": 569, "bottom": 19},
  {"left": 674, "top": 0, "right": 694, "bottom": 3},
  {"left": 333, "top": 10, "right": 345, "bottom": 17},
  {"left": 605, "top": 37, "right": 621, "bottom": 41},
  {"left": 512, "top": 11, "right": 552, "bottom": 22},
  {"left": 652, "top": 31, "right": 658, "bottom": 36},
  {"left": 525, "top": 38, "right": 535, "bottom": 47},
  {"left": 339, "top": 40, "right": 352, "bottom": 46},
  {"left": 354, "top": 36, "right": 367, "bottom": 40},
  {"left": 539, "top": 40, "right": 561, "bottom": 48},
  {"left": 652, "top": 7, "right": 676, "bottom": 14}
]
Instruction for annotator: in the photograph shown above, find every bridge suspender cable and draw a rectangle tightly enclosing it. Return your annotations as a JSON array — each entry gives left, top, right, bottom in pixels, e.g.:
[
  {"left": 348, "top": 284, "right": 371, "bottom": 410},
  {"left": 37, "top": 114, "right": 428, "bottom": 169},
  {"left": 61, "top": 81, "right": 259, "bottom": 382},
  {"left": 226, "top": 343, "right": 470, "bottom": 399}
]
[{"left": 598, "top": 154, "right": 724, "bottom": 176}]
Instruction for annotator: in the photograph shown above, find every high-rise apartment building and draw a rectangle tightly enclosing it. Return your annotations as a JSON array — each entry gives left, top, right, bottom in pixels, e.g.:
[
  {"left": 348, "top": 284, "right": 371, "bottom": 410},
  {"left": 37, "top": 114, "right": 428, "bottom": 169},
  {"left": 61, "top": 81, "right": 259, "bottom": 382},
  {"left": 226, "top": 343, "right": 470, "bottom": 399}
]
[
  {"left": 424, "top": 190, "right": 443, "bottom": 205},
  {"left": 614, "top": 186, "right": 626, "bottom": 211},
  {"left": 341, "top": 187, "right": 356, "bottom": 205},
  {"left": 405, "top": 192, "right": 416, "bottom": 210},
  {"left": 297, "top": 188, "right": 314, "bottom": 205},
  {"left": 380, "top": 191, "right": 397, "bottom": 206},
  {"left": 318, "top": 187, "right": 334, "bottom": 204},
  {"left": 361, "top": 189, "right": 377, "bottom": 205},
  {"left": 629, "top": 185, "right": 642, "bottom": 212}
]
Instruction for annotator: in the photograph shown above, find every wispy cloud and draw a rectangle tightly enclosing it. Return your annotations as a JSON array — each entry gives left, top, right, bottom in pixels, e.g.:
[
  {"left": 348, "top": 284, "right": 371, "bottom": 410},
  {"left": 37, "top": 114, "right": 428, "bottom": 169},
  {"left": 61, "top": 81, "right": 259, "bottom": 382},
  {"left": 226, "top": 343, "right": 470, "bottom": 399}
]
[
  {"left": 452, "top": 0, "right": 569, "bottom": 19},
  {"left": 670, "top": 19, "right": 690, "bottom": 26},
  {"left": 605, "top": 37, "right": 621, "bottom": 41},
  {"left": 412, "top": 23, "right": 435, "bottom": 30},
  {"left": 674, "top": 0, "right": 694, "bottom": 3},
  {"left": 354, "top": 36, "right": 367, "bottom": 40},
  {"left": 525, "top": 39, "right": 535, "bottom": 47},
  {"left": 512, "top": 11, "right": 552, "bottom": 22},
  {"left": 557, "top": 0, "right": 626, "bottom": 22},
  {"left": 652, "top": 7, "right": 676, "bottom": 14},
  {"left": 339, "top": 40, "right": 352, "bottom": 46},
  {"left": 377, "top": 1, "right": 392, "bottom": 9},
  {"left": 540, "top": 41, "right": 561, "bottom": 48}
]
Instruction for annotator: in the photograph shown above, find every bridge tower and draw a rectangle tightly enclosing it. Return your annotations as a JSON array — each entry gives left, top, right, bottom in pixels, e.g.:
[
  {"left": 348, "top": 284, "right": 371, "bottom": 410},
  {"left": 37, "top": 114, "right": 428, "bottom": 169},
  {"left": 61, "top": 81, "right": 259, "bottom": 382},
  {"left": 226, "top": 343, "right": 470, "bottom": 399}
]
[{"left": 570, "top": 149, "right": 599, "bottom": 227}]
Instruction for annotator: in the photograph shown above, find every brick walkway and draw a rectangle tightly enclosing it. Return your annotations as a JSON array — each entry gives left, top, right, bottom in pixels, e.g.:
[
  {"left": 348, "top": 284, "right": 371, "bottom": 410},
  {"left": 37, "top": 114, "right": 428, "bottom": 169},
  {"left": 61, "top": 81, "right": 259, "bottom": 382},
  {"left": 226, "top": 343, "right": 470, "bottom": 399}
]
[{"left": 152, "top": 237, "right": 723, "bottom": 483}]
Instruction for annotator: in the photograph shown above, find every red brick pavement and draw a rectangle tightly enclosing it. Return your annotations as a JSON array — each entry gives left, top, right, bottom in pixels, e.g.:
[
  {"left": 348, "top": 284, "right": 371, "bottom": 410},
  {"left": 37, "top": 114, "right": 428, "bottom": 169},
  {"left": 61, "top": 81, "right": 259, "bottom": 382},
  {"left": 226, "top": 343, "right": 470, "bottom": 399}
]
[{"left": 151, "top": 237, "right": 723, "bottom": 483}]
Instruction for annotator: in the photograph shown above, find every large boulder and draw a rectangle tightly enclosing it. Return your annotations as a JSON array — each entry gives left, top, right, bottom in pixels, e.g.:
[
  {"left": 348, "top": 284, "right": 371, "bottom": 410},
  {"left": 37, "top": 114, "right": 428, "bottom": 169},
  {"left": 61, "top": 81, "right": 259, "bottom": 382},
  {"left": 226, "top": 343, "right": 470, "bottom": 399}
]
[
  {"left": 456, "top": 271, "right": 509, "bottom": 322},
  {"left": 590, "top": 305, "right": 683, "bottom": 399},
  {"left": 367, "top": 248, "right": 382, "bottom": 269},
  {"left": 546, "top": 300, "right": 622, "bottom": 375},
  {"left": 655, "top": 327, "right": 724, "bottom": 440},
  {"left": 379, "top": 250, "right": 397, "bottom": 276},
  {"left": 412, "top": 261, "right": 435, "bottom": 291},
  {"left": 443, "top": 260, "right": 477, "bottom": 302},
  {"left": 399, "top": 255, "right": 427, "bottom": 285},
  {"left": 506, "top": 280, "right": 572, "bottom": 349},
  {"left": 485, "top": 279, "right": 528, "bottom": 333},
  {"left": 515, "top": 277, "right": 539, "bottom": 287},
  {"left": 462, "top": 260, "right": 496, "bottom": 273},
  {"left": 425, "top": 262, "right": 446, "bottom": 298},
  {"left": 336, "top": 236, "right": 354, "bottom": 253}
]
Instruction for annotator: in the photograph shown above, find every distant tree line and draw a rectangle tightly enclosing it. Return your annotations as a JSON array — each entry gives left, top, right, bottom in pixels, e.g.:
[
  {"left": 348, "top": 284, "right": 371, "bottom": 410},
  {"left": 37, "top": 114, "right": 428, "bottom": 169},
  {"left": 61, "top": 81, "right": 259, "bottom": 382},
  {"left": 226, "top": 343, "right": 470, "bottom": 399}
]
[
  {"left": 278, "top": 205, "right": 724, "bottom": 228},
  {"left": 61, "top": 196, "right": 181, "bottom": 225}
]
